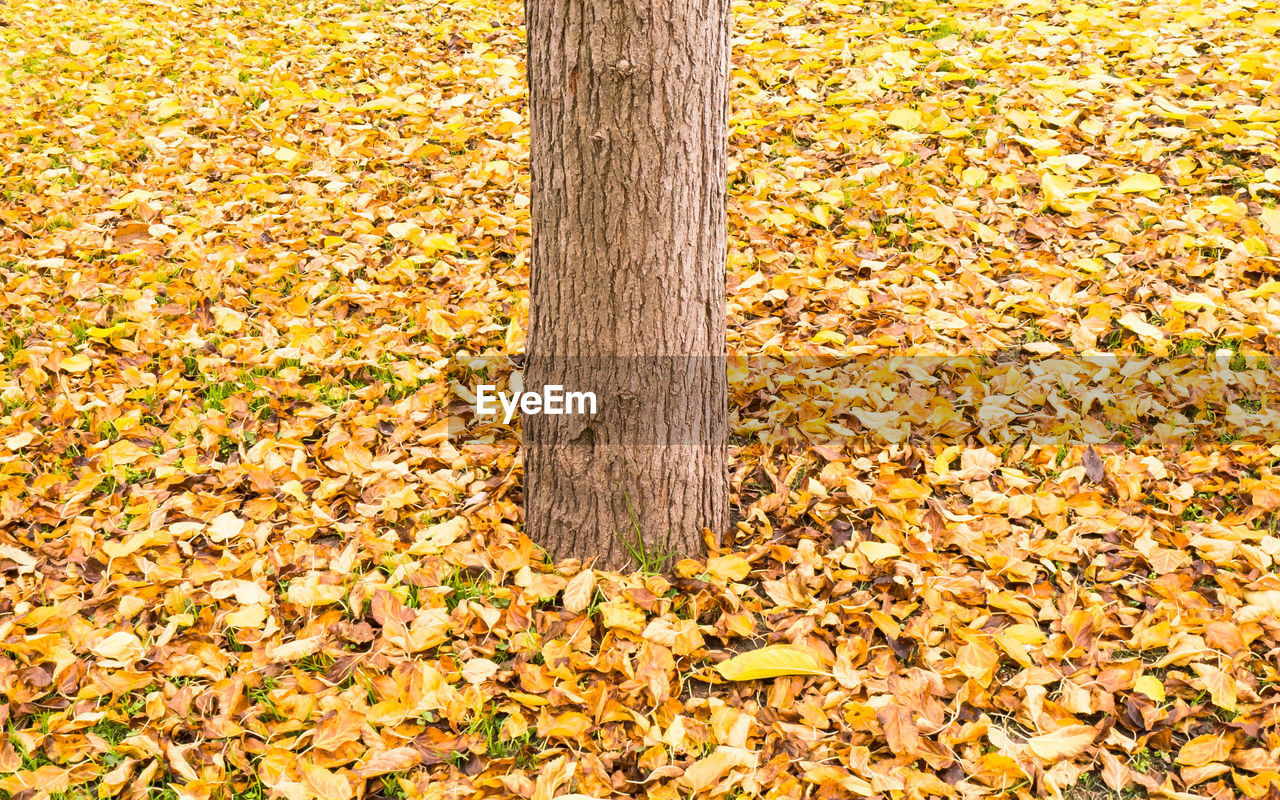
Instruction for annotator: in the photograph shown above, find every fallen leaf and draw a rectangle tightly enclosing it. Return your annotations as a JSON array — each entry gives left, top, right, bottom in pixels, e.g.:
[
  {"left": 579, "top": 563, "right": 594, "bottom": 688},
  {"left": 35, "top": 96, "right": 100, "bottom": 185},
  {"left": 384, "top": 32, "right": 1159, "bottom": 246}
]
[
  {"left": 715, "top": 644, "right": 827, "bottom": 681},
  {"left": 1026, "top": 725, "right": 1097, "bottom": 762}
]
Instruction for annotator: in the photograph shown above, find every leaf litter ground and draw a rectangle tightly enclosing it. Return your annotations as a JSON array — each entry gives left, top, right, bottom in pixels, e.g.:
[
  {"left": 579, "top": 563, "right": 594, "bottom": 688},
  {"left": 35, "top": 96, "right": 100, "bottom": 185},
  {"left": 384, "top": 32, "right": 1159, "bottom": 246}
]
[{"left": 1, "top": 0, "right": 1280, "bottom": 799}]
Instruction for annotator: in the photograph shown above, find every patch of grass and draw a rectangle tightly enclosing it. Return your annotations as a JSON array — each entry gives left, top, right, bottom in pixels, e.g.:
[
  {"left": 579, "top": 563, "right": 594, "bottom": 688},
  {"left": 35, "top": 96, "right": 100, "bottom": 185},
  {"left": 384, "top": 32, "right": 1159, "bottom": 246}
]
[
  {"left": 296, "top": 653, "right": 334, "bottom": 674},
  {"left": 248, "top": 680, "right": 286, "bottom": 723},
  {"left": 925, "top": 18, "right": 961, "bottom": 40},
  {"left": 376, "top": 773, "right": 410, "bottom": 800},
  {"left": 202, "top": 380, "right": 240, "bottom": 411},
  {"left": 93, "top": 475, "right": 119, "bottom": 495},
  {"left": 97, "top": 419, "right": 120, "bottom": 440},
  {"left": 224, "top": 627, "right": 249, "bottom": 653},
  {"left": 466, "top": 708, "right": 543, "bottom": 769},
  {"left": 1129, "top": 746, "right": 1155, "bottom": 773},
  {"left": 1058, "top": 771, "right": 1122, "bottom": 800},
  {"left": 443, "top": 567, "right": 492, "bottom": 610},
  {"left": 3, "top": 332, "right": 26, "bottom": 363},
  {"left": 222, "top": 769, "right": 266, "bottom": 800},
  {"left": 124, "top": 466, "right": 153, "bottom": 484},
  {"left": 618, "top": 494, "right": 676, "bottom": 574},
  {"left": 316, "top": 383, "right": 351, "bottom": 410},
  {"left": 90, "top": 717, "right": 134, "bottom": 747},
  {"left": 217, "top": 437, "right": 238, "bottom": 461}
]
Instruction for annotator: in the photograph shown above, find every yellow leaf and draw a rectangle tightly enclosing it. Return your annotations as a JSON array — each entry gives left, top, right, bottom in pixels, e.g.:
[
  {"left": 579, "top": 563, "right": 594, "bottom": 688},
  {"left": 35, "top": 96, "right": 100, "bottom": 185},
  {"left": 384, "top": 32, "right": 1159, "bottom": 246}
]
[
  {"left": 225, "top": 604, "right": 267, "bottom": 629},
  {"left": 461, "top": 657, "right": 499, "bottom": 685},
  {"left": 856, "top": 540, "right": 900, "bottom": 563},
  {"left": 1207, "top": 195, "right": 1246, "bottom": 221},
  {"left": 811, "top": 330, "right": 845, "bottom": 346},
  {"left": 706, "top": 554, "right": 751, "bottom": 583},
  {"left": 420, "top": 231, "right": 461, "bottom": 253},
  {"left": 1259, "top": 206, "right": 1280, "bottom": 236},
  {"left": 538, "top": 711, "right": 592, "bottom": 739},
  {"left": 825, "top": 90, "right": 862, "bottom": 106},
  {"left": 680, "top": 747, "right": 757, "bottom": 792},
  {"left": 353, "top": 748, "right": 422, "bottom": 779},
  {"left": 715, "top": 644, "right": 827, "bottom": 681},
  {"left": 507, "top": 691, "right": 549, "bottom": 707},
  {"left": 1176, "top": 734, "right": 1232, "bottom": 767},
  {"left": 1026, "top": 725, "right": 1097, "bottom": 762},
  {"left": 107, "top": 189, "right": 156, "bottom": 210},
  {"left": 1196, "top": 665, "right": 1237, "bottom": 712},
  {"left": 599, "top": 601, "right": 645, "bottom": 634},
  {"left": 91, "top": 631, "right": 146, "bottom": 664},
  {"left": 886, "top": 108, "right": 922, "bottom": 130},
  {"left": 152, "top": 99, "right": 182, "bottom": 122},
  {"left": 87, "top": 322, "right": 133, "bottom": 340},
  {"left": 1134, "top": 675, "right": 1165, "bottom": 702},
  {"left": 1115, "top": 173, "right": 1164, "bottom": 193},
  {"left": 267, "top": 636, "right": 323, "bottom": 662},
  {"left": 301, "top": 763, "right": 353, "bottom": 800},
  {"left": 4, "top": 432, "right": 35, "bottom": 450},
  {"left": 69, "top": 39, "right": 91, "bottom": 56},
  {"left": 1171, "top": 292, "right": 1217, "bottom": 312},
  {"left": 934, "top": 444, "right": 961, "bottom": 475},
  {"left": 102, "top": 440, "right": 147, "bottom": 468},
  {"left": 1041, "top": 173, "right": 1086, "bottom": 215},
  {"left": 312, "top": 710, "right": 366, "bottom": 752},
  {"left": 208, "top": 512, "right": 246, "bottom": 543},
  {"left": 1117, "top": 311, "right": 1165, "bottom": 341},
  {"left": 961, "top": 166, "right": 987, "bottom": 186},
  {"left": 359, "top": 96, "right": 403, "bottom": 112},
  {"left": 562, "top": 569, "right": 596, "bottom": 615},
  {"left": 60, "top": 353, "right": 92, "bottom": 373},
  {"left": 1246, "top": 281, "right": 1280, "bottom": 298},
  {"left": 386, "top": 221, "right": 423, "bottom": 243}
]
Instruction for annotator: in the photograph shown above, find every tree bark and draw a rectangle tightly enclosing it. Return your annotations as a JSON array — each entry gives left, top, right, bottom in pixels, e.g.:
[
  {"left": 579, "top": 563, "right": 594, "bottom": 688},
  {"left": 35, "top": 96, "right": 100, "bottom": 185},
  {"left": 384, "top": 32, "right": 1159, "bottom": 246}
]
[{"left": 524, "top": 0, "right": 730, "bottom": 569}]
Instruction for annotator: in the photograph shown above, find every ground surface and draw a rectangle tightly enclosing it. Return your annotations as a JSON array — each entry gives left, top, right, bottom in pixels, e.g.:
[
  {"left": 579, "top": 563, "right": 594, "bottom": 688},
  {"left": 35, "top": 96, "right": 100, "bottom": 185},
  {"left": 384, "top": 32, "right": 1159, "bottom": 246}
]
[{"left": 2, "top": 0, "right": 1280, "bottom": 799}]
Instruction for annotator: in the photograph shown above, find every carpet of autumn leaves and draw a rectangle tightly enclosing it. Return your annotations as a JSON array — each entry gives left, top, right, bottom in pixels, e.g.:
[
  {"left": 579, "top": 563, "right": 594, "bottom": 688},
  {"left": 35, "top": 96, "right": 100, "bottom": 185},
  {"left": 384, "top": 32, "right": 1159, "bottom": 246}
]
[{"left": 3, "top": 0, "right": 1280, "bottom": 798}]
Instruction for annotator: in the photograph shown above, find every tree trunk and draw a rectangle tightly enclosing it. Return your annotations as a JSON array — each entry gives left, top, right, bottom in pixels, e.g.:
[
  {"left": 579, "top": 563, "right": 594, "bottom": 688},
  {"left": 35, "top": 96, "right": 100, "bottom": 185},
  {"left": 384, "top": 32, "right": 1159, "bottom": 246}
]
[{"left": 524, "top": 0, "right": 730, "bottom": 569}]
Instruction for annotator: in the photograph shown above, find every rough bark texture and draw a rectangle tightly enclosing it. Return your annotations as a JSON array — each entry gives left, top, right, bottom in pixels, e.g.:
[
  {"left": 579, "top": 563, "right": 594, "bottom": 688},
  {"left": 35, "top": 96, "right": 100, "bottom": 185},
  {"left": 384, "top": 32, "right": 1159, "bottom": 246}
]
[{"left": 524, "top": 0, "right": 730, "bottom": 569}]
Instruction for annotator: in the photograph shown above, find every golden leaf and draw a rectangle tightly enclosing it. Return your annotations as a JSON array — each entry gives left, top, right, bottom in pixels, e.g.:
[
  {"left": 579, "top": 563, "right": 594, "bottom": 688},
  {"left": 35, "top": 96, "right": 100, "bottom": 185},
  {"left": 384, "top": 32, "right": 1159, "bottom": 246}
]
[
  {"left": 1115, "top": 173, "right": 1164, "bottom": 193},
  {"left": 1026, "top": 725, "right": 1097, "bottom": 762},
  {"left": 91, "top": 632, "right": 146, "bottom": 664},
  {"left": 562, "top": 569, "right": 596, "bottom": 615},
  {"left": 312, "top": 710, "right": 366, "bottom": 752},
  {"left": 1133, "top": 675, "right": 1165, "bottom": 702},
  {"left": 680, "top": 747, "right": 756, "bottom": 792},
  {"left": 353, "top": 748, "right": 422, "bottom": 779},
  {"left": 59, "top": 353, "right": 92, "bottom": 373},
  {"left": 715, "top": 644, "right": 828, "bottom": 681},
  {"left": 208, "top": 512, "right": 245, "bottom": 543},
  {"left": 705, "top": 554, "right": 750, "bottom": 582},
  {"left": 886, "top": 108, "right": 922, "bottom": 130}
]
